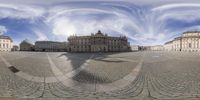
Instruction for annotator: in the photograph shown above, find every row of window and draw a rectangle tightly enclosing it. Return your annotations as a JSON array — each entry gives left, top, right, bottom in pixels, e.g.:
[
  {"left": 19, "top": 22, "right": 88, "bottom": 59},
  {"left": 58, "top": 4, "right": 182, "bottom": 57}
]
[
  {"left": 71, "top": 46, "right": 123, "bottom": 49},
  {"left": 0, "top": 50, "right": 10, "bottom": 51},
  {"left": 70, "top": 40, "right": 127, "bottom": 45},
  {"left": 0, "top": 43, "right": 10, "bottom": 48},
  {"left": 183, "top": 33, "right": 200, "bottom": 37},
  {"left": 0, "top": 39, "right": 10, "bottom": 42}
]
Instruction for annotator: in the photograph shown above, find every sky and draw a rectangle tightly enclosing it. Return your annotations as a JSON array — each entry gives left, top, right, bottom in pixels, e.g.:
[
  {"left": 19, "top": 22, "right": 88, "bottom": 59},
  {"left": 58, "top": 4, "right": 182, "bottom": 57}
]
[{"left": 1, "top": 0, "right": 200, "bottom": 45}]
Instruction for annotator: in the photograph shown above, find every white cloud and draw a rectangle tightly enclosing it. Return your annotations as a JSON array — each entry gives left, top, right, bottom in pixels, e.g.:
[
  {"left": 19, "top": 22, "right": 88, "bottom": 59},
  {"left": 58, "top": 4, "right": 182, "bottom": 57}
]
[
  {"left": 152, "top": 3, "right": 200, "bottom": 23},
  {"left": 0, "top": 25, "right": 7, "bottom": 35},
  {"left": 1, "top": 0, "right": 200, "bottom": 6},
  {"left": 2, "top": 1, "right": 200, "bottom": 45},
  {"left": 0, "top": 4, "right": 45, "bottom": 20},
  {"left": 152, "top": 3, "right": 200, "bottom": 11},
  {"left": 52, "top": 18, "right": 76, "bottom": 37},
  {"left": 51, "top": 16, "right": 140, "bottom": 41},
  {"left": 157, "top": 10, "right": 200, "bottom": 22},
  {"left": 47, "top": 7, "right": 142, "bottom": 41},
  {"left": 34, "top": 30, "right": 48, "bottom": 41}
]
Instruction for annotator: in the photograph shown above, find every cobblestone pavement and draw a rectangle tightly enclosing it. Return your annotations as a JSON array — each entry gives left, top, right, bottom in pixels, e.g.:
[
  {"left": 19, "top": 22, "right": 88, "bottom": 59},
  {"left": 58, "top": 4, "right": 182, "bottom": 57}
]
[{"left": 0, "top": 51, "right": 200, "bottom": 100}]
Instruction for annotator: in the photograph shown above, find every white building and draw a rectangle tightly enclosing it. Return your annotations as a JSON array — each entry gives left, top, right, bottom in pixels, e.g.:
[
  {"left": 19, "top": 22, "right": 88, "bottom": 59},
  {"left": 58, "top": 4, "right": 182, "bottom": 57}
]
[
  {"left": 131, "top": 45, "right": 139, "bottom": 51},
  {"left": 164, "top": 41, "right": 173, "bottom": 51},
  {"left": 164, "top": 31, "right": 200, "bottom": 52},
  {"left": 0, "top": 35, "right": 13, "bottom": 51},
  {"left": 150, "top": 45, "right": 164, "bottom": 51}
]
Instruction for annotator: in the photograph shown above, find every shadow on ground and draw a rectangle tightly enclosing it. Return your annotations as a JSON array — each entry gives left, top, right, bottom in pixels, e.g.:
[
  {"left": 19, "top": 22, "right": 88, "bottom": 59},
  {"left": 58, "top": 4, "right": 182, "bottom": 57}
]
[{"left": 58, "top": 52, "right": 128, "bottom": 84}]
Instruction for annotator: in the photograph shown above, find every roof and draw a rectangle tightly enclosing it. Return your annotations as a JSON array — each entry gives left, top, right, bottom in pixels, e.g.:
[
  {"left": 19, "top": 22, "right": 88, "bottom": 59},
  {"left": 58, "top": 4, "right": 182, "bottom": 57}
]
[
  {"left": 174, "top": 37, "right": 182, "bottom": 40},
  {"left": 183, "top": 31, "right": 200, "bottom": 34},
  {"left": 68, "top": 30, "right": 128, "bottom": 40},
  {"left": 0, "top": 35, "right": 13, "bottom": 42},
  {"left": 21, "top": 39, "right": 33, "bottom": 45},
  {"left": 94, "top": 30, "right": 105, "bottom": 37},
  {"left": 35, "top": 41, "right": 65, "bottom": 44},
  {"left": 35, "top": 41, "right": 59, "bottom": 43},
  {"left": 165, "top": 40, "right": 173, "bottom": 44}
]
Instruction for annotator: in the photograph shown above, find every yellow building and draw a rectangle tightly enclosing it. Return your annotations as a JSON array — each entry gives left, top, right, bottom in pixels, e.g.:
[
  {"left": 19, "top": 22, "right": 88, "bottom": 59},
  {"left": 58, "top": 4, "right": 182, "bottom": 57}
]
[
  {"left": 0, "top": 35, "right": 13, "bottom": 51},
  {"left": 164, "top": 41, "right": 173, "bottom": 51},
  {"left": 164, "top": 31, "right": 200, "bottom": 52},
  {"left": 20, "top": 39, "right": 34, "bottom": 51},
  {"left": 181, "top": 32, "right": 200, "bottom": 52}
]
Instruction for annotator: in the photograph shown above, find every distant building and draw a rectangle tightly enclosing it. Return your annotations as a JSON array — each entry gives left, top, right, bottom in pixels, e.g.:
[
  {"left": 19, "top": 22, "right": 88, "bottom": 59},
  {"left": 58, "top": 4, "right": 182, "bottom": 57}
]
[
  {"left": 35, "top": 41, "right": 67, "bottom": 52},
  {"left": 20, "top": 39, "right": 34, "bottom": 51},
  {"left": 12, "top": 45, "right": 19, "bottom": 51},
  {"left": 0, "top": 35, "right": 13, "bottom": 52},
  {"left": 139, "top": 46, "right": 151, "bottom": 51},
  {"left": 164, "top": 31, "right": 200, "bottom": 52},
  {"left": 68, "top": 30, "right": 131, "bottom": 52},
  {"left": 164, "top": 41, "right": 173, "bottom": 51},
  {"left": 131, "top": 45, "right": 139, "bottom": 51},
  {"left": 150, "top": 45, "right": 164, "bottom": 51}
]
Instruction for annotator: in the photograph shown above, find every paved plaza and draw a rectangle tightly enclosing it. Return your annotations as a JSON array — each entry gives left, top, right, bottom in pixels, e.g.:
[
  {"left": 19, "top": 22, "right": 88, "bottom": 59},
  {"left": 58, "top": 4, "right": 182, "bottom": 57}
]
[{"left": 0, "top": 51, "right": 200, "bottom": 99}]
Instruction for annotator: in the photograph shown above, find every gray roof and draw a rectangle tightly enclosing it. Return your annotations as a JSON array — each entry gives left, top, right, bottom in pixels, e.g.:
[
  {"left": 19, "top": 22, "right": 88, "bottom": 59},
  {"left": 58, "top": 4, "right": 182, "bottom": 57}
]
[
  {"left": 21, "top": 39, "right": 33, "bottom": 45},
  {"left": 0, "top": 35, "right": 13, "bottom": 42},
  {"left": 35, "top": 41, "right": 60, "bottom": 43}
]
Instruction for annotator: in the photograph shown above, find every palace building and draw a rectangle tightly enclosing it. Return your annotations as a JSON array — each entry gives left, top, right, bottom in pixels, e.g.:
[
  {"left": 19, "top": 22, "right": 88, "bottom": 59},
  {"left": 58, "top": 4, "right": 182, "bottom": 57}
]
[
  {"left": 67, "top": 30, "right": 131, "bottom": 52},
  {"left": 0, "top": 35, "right": 13, "bottom": 52},
  {"left": 164, "top": 31, "right": 200, "bottom": 52}
]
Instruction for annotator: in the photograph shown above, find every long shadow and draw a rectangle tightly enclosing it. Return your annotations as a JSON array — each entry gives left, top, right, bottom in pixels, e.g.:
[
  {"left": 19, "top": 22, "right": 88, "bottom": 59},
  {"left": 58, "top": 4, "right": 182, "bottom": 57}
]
[
  {"left": 93, "top": 58, "right": 128, "bottom": 63},
  {"left": 57, "top": 52, "right": 128, "bottom": 84},
  {"left": 73, "top": 70, "right": 112, "bottom": 84}
]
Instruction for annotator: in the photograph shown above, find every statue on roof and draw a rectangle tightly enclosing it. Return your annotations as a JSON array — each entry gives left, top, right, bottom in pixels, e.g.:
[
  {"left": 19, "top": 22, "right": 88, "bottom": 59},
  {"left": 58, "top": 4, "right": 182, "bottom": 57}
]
[
  {"left": 98, "top": 30, "right": 101, "bottom": 34},
  {"left": 95, "top": 30, "right": 104, "bottom": 36}
]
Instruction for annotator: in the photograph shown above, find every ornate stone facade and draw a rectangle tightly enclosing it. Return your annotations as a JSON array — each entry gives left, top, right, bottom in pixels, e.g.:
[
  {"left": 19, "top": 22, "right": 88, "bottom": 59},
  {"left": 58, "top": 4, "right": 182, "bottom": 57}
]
[
  {"left": 68, "top": 30, "right": 131, "bottom": 52},
  {"left": 0, "top": 35, "right": 13, "bottom": 51},
  {"left": 164, "top": 31, "right": 200, "bottom": 52}
]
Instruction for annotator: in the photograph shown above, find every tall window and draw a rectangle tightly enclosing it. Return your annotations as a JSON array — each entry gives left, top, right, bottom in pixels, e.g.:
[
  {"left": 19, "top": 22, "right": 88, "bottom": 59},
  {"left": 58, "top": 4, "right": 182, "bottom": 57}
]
[{"left": 189, "top": 43, "right": 191, "bottom": 48}]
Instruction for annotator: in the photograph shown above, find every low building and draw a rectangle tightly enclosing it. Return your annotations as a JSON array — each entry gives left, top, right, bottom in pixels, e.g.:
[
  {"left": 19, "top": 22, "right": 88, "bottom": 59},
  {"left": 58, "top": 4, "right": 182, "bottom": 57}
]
[
  {"left": 164, "top": 41, "right": 173, "bottom": 51},
  {"left": 12, "top": 45, "right": 19, "bottom": 51},
  {"left": 131, "top": 45, "right": 139, "bottom": 51},
  {"left": 68, "top": 30, "right": 131, "bottom": 52},
  {"left": 35, "top": 41, "right": 67, "bottom": 52},
  {"left": 150, "top": 45, "right": 164, "bottom": 51},
  {"left": 20, "top": 39, "right": 34, "bottom": 51},
  {"left": 0, "top": 35, "right": 13, "bottom": 52}
]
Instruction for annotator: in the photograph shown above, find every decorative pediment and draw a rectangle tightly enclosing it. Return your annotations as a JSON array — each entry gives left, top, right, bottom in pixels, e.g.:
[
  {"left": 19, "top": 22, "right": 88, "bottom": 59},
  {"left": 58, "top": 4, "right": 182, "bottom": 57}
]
[{"left": 95, "top": 30, "right": 104, "bottom": 36}]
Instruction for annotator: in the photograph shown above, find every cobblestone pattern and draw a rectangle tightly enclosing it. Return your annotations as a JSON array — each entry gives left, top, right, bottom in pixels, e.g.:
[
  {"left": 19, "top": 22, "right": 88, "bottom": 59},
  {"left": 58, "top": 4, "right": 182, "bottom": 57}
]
[{"left": 0, "top": 51, "right": 200, "bottom": 100}]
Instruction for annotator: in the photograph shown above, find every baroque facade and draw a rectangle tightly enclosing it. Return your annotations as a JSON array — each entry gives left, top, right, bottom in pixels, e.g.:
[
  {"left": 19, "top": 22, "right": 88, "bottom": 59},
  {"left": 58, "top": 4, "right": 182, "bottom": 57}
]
[
  {"left": 164, "top": 31, "right": 200, "bottom": 52},
  {"left": 68, "top": 30, "right": 131, "bottom": 52},
  {"left": 0, "top": 35, "right": 13, "bottom": 52}
]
